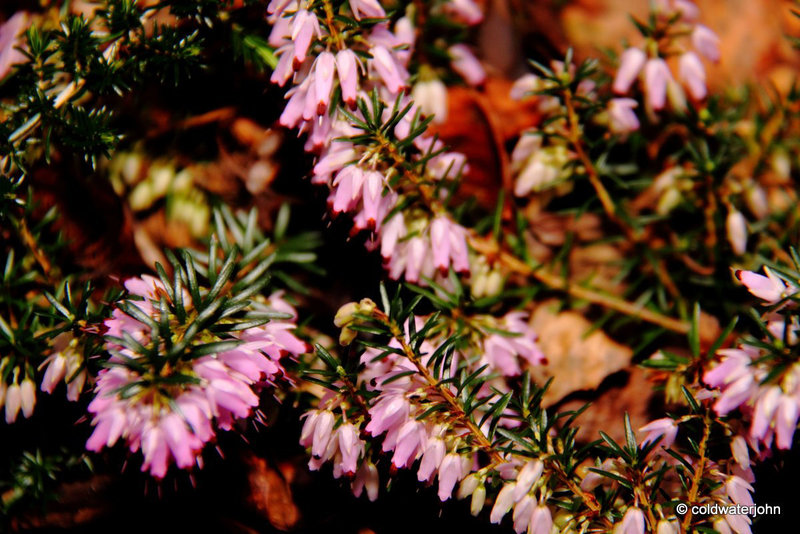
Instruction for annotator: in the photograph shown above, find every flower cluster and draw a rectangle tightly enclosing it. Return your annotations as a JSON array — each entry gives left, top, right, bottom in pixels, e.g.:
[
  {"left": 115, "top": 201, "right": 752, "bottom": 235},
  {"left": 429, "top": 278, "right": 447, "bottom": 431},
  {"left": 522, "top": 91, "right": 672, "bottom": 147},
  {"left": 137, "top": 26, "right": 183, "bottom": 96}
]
[
  {"left": 701, "top": 267, "right": 800, "bottom": 451},
  {"left": 39, "top": 332, "right": 88, "bottom": 402},
  {"left": 301, "top": 299, "right": 551, "bottom": 530},
  {"left": 268, "top": 1, "right": 482, "bottom": 284},
  {"left": 86, "top": 275, "right": 306, "bottom": 477},
  {"left": 610, "top": 0, "right": 720, "bottom": 126},
  {"left": 0, "top": 364, "right": 36, "bottom": 424}
]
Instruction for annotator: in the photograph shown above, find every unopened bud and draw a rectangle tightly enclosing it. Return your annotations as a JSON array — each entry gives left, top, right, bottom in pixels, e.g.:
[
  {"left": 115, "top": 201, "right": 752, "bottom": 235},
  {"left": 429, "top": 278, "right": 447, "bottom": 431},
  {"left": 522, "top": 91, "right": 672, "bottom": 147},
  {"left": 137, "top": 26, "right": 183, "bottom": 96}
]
[
  {"left": 470, "top": 484, "right": 486, "bottom": 516},
  {"left": 726, "top": 209, "right": 748, "bottom": 256}
]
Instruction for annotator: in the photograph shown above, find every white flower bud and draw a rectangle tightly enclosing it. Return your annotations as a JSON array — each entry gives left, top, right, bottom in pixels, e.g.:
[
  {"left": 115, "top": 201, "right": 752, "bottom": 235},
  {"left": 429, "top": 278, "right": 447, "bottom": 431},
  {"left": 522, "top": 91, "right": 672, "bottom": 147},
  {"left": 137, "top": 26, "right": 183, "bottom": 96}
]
[
  {"left": 470, "top": 484, "right": 486, "bottom": 516},
  {"left": 5, "top": 383, "right": 21, "bottom": 423},
  {"left": 20, "top": 377, "right": 36, "bottom": 418},
  {"left": 726, "top": 209, "right": 748, "bottom": 256}
]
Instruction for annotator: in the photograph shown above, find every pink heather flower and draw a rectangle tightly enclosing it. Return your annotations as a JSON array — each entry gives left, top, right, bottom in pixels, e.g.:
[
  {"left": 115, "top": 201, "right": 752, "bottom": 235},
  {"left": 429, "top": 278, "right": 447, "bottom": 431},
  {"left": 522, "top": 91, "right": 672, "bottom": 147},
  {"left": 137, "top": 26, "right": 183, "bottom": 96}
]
[
  {"left": 40, "top": 352, "right": 67, "bottom": 395},
  {"left": 437, "top": 453, "right": 467, "bottom": 501},
  {"left": 290, "top": 10, "right": 321, "bottom": 65},
  {"left": 371, "top": 45, "right": 409, "bottom": 94},
  {"left": 394, "top": 17, "right": 415, "bottom": 65},
  {"left": 267, "top": 0, "right": 292, "bottom": 16},
  {"left": 349, "top": 0, "right": 386, "bottom": 20},
  {"left": 448, "top": 44, "right": 485, "bottom": 86},
  {"left": 280, "top": 83, "right": 309, "bottom": 128},
  {"left": 331, "top": 165, "right": 366, "bottom": 213},
  {"left": 513, "top": 460, "right": 543, "bottom": 501},
  {"left": 510, "top": 73, "right": 539, "bottom": 101},
  {"left": 751, "top": 386, "right": 781, "bottom": 439},
  {"left": 657, "top": 519, "right": 680, "bottom": 534},
  {"left": 314, "top": 51, "right": 336, "bottom": 114},
  {"left": 360, "top": 170, "right": 384, "bottom": 227},
  {"left": 692, "top": 24, "right": 721, "bottom": 62},
  {"left": 726, "top": 209, "right": 748, "bottom": 255},
  {"left": 88, "top": 278, "right": 302, "bottom": 477},
  {"left": 390, "top": 419, "right": 426, "bottom": 468},
  {"left": 444, "top": 0, "right": 484, "bottom": 24},
  {"left": 352, "top": 461, "right": 379, "bottom": 501},
  {"left": 644, "top": 58, "right": 671, "bottom": 110},
  {"left": 336, "top": 49, "right": 361, "bottom": 108},
  {"left": 337, "top": 422, "right": 363, "bottom": 475},
  {"left": 529, "top": 504, "right": 553, "bottom": 534},
  {"left": 640, "top": 417, "right": 679, "bottom": 449},
  {"left": 481, "top": 312, "right": 545, "bottom": 376},
  {"left": 0, "top": 12, "right": 28, "bottom": 81},
  {"left": 365, "top": 394, "right": 410, "bottom": 436},
  {"left": 512, "top": 494, "right": 535, "bottom": 533},
  {"left": 412, "top": 79, "right": 448, "bottom": 123},
  {"left": 615, "top": 507, "right": 645, "bottom": 534},
  {"left": 268, "top": 12, "right": 291, "bottom": 45},
  {"left": 418, "top": 435, "right": 446, "bottom": 481},
  {"left": 725, "top": 475, "right": 754, "bottom": 506},
  {"left": 613, "top": 47, "right": 646, "bottom": 95},
  {"left": 731, "top": 435, "right": 751, "bottom": 468},
  {"left": 490, "top": 481, "right": 517, "bottom": 523},
  {"left": 735, "top": 267, "right": 793, "bottom": 304},
  {"left": 608, "top": 98, "right": 640, "bottom": 135},
  {"left": 314, "top": 145, "right": 357, "bottom": 182},
  {"left": 430, "top": 216, "right": 470, "bottom": 275},
  {"left": 20, "top": 377, "right": 35, "bottom": 418},
  {"left": 380, "top": 212, "right": 407, "bottom": 259},
  {"left": 311, "top": 409, "right": 335, "bottom": 457},
  {"left": 775, "top": 394, "right": 799, "bottom": 449},
  {"left": 4, "top": 382, "right": 21, "bottom": 423},
  {"left": 679, "top": 51, "right": 707, "bottom": 100}
]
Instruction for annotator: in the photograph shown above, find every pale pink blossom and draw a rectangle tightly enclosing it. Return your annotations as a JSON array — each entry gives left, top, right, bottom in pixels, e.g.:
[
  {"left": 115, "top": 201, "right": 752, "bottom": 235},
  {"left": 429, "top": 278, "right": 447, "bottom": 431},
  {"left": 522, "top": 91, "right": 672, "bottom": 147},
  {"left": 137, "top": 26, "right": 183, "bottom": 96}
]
[
  {"left": 290, "top": 10, "right": 321, "bottom": 65},
  {"left": 679, "top": 51, "right": 707, "bottom": 100},
  {"left": 735, "top": 267, "right": 794, "bottom": 305},
  {"left": 615, "top": 507, "right": 645, "bottom": 534},
  {"left": 349, "top": 0, "right": 386, "bottom": 20},
  {"left": 352, "top": 460, "right": 379, "bottom": 500},
  {"left": 529, "top": 504, "right": 553, "bottom": 534},
  {"left": 726, "top": 209, "right": 748, "bottom": 255},
  {"left": 512, "top": 494, "right": 535, "bottom": 533},
  {"left": 444, "top": 0, "right": 484, "bottom": 24},
  {"left": 608, "top": 98, "right": 640, "bottom": 134},
  {"left": 481, "top": 312, "right": 545, "bottom": 376},
  {"left": 490, "top": 481, "right": 517, "bottom": 523},
  {"left": 644, "top": 58, "right": 671, "bottom": 110},
  {"left": 20, "top": 377, "right": 35, "bottom": 418},
  {"left": 725, "top": 475, "right": 754, "bottom": 506},
  {"left": 314, "top": 51, "right": 336, "bottom": 113},
  {"left": 692, "top": 24, "right": 721, "bottom": 62},
  {"left": 448, "top": 44, "right": 486, "bottom": 86},
  {"left": 336, "top": 49, "right": 361, "bottom": 108},
  {"left": 4, "top": 382, "right": 21, "bottom": 423},
  {"left": 430, "top": 216, "right": 470, "bottom": 275},
  {"left": 437, "top": 453, "right": 467, "bottom": 500},
  {"left": 417, "top": 435, "right": 446, "bottom": 481},
  {"left": 371, "top": 45, "right": 409, "bottom": 94},
  {"left": 513, "top": 460, "right": 543, "bottom": 501},
  {"left": 412, "top": 79, "right": 448, "bottom": 123},
  {"left": 337, "top": 422, "right": 363, "bottom": 475},
  {"left": 0, "top": 12, "right": 28, "bottom": 81},
  {"left": 640, "top": 417, "right": 679, "bottom": 449},
  {"left": 613, "top": 48, "right": 646, "bottom": 94}
]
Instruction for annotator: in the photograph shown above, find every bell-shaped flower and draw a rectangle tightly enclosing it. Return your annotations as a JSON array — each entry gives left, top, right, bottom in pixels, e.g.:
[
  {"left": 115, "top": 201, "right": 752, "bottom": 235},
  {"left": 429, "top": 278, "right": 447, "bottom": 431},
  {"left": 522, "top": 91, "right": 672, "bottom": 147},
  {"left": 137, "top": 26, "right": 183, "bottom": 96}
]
[
  {"left": 449, "top": 44, "right": 485, "bottom": 86},
  {"left": 613, "top": 48, "right": 646, "bottom": 94}
]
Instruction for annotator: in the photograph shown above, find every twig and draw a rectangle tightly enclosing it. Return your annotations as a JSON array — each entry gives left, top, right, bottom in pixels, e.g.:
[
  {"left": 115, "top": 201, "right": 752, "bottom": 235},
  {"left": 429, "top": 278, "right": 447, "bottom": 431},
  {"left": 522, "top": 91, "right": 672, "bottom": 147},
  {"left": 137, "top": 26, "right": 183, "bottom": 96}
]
[
  {"left": 469, "top": 235, "right": 691, "bottom": 334},
  {"left": 681, "top": 415, "right": 711, "bottom": 532}
]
